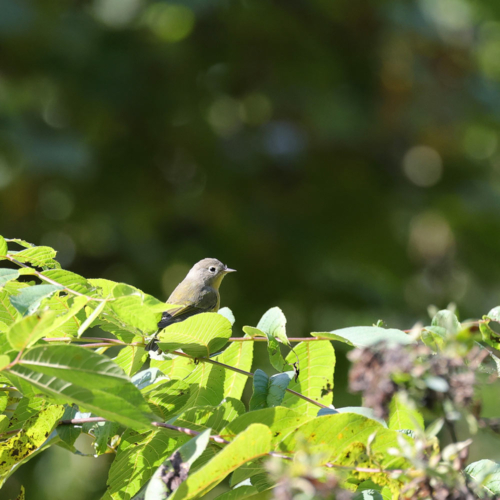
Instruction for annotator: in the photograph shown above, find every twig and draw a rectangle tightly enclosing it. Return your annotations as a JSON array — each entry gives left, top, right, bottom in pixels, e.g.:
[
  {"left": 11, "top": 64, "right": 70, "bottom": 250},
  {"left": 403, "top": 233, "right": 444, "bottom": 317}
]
[
  {"left": 171, "top": 350, "right": 329, "bottom": 409},
  {"left": 60, "top": 417, "right": 407, "bottom": 475}
]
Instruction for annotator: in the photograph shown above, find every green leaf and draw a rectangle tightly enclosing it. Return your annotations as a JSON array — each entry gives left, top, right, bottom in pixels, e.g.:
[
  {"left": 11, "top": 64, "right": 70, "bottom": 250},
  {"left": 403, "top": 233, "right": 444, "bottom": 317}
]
[
  {"left": 421, "top": 326, "right": 447, "bottom": 351},
  {"left": 243, "top": 325, "right": 290, "bottom": 373},
  {"left": 388, "top": 393, "right": 424, "bottom": 432},
  {"left": 215, "top": 334, "right": 254, "bottom": 400},
  {"left": 257, "top": 307, "right": 289, "bottom": 346},
  {"left": 168, "top": 424, "right": 272, "bottom": 500},
  {"left": 431, "top": 309, "right": 460, "bottom": 334},
  {"left": 0, "top": 269, "right": 19, "bottom": 288},
  {"left": 157, "top": 313, "right": 232, "bottom": 357},
  {"left": 218, "top": 307, "right": 235, "bottom": 325},
  {"left": 5, "top": 345, "right": 155, "bottom": 430},
  {"left": 0, "top": 290, "right": 21, "bottom": 326},
  {"left": 114, "top": 345, "right": 148, "bottom": 377},
  {"left": 249, "top": 369, "right": 293, "bottom": 410},
  {"left": 183, "top": 362, "right": 225, "bottom": 409},
  {"left": 144, "top": 380, "right": 191, "bottom": 421},
  {"left": 41, "top": 269, "right": 91, "bottom": 294},
  {"left": 464, "top": 459, "right": 500, "bottom": 496},
  {"left": 14, "top": 246, "right": 59, "bottom": 268},
  {"left": 106, "top": 428, "right": 189, "bottom": 500},
  {"left": 5, "top": 238, "right": 34, "bottom": 249},
  {"left": 313, "top": 327, "right": 414, "bottom": 347},
  {"left": 110, "top": 294, "right": 160, "bottom": 334},
  {"left": 0, "top": 236, "right": 7, "bottom": 258},
  {"left": 10, "top": 284, "right": 63, "bottom": 316},
  {"left": 0, "top": 402, "right": 64, "bottom": 487},
  {"left": 145, "top": 429, "right": 211, "bottom": 500},
  {"left": 279, "top": 413, "right": 409, "bottom": 470},
  {"left": 56, "top": 406, "right": 82, "bottom": 451},
  {"left": 150, "top": 354, "right": 195, "bottom": 381},
  {"left": 318, "top": 407, "right": 387, "bottom": 427},
  {"left": 281, "top": 340, "right": 335, "bottom": 416},
  {"left": 212, "top": 486, "right": 260, "bottom": 500},
  {"left": 78, "top": 299, "right": 107, "bottom": 336},
  {"left": 480, "top": 319, "right": 500, "bottom": 351},
  {"left": 171, "top": 398, "right": 245, "bottom": 433},
  {"left": 221, "top": 407, "right": 314, "bottom": 447},
  {"left": 7, "top": 312, "right": 59, "bottom": 350}
]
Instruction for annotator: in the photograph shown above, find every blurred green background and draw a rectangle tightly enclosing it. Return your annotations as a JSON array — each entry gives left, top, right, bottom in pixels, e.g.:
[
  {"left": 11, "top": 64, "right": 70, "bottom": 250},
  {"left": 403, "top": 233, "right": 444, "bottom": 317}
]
[{"left": 2, "top": 0, "right": 500, "bottom": 498}]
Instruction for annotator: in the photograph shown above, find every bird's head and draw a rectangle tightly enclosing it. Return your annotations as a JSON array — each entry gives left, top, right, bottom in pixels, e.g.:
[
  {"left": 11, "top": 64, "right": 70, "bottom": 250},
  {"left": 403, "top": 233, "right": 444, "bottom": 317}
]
[{"left": 187, "top": 258, "right": 236, "bottom": 288}]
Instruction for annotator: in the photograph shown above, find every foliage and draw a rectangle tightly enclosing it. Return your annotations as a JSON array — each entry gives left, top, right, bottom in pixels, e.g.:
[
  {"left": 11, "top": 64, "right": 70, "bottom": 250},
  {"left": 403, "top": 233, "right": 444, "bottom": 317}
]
[{"left": 1, "top": 236, "right": 500, "bottom": 500}]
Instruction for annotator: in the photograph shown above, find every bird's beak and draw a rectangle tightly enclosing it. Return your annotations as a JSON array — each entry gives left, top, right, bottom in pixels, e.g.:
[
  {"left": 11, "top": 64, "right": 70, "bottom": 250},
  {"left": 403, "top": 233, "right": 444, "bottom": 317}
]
[{"left": 224, "top": 267, "right": 236, "bottom": 273}]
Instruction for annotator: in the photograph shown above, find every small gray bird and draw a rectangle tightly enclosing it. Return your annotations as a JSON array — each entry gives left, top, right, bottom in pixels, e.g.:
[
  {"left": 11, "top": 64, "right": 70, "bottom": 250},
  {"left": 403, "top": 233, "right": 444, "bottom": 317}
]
[{"left": 146, "top": 258, "right": 236, "bottom": 351}]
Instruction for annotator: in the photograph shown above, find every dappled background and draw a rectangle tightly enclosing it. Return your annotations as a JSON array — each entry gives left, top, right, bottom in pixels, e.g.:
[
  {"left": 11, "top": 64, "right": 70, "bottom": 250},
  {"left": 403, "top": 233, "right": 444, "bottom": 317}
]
[{"left": 2, "top": 0, "right": 500, "bottom": 498}]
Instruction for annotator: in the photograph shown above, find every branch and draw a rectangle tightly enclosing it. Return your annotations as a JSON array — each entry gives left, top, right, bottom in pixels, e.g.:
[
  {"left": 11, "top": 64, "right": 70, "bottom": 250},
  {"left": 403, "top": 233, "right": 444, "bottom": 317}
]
[
  {"left": 59, "top": 417, "right": 407, "bottom": 475},
  {"left": 171, "top": 350, "right": 330, "bottom": 409}
]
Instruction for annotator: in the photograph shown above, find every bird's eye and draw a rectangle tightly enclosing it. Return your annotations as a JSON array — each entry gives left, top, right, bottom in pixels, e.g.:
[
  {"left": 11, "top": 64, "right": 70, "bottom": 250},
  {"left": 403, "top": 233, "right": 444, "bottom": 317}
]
[{"left": 209, "top": 266, "right": 216, "bottom": 273}]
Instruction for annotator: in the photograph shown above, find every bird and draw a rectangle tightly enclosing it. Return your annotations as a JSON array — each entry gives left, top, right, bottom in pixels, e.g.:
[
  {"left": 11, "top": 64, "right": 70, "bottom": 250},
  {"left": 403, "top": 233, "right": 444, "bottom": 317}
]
[{"left": 146, "top": 258, "right": 236, "bottom": 351}]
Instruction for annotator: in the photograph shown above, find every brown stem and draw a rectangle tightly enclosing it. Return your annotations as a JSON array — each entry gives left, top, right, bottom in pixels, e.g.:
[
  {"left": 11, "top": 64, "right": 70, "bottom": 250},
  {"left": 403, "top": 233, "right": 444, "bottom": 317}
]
[
  {"left": 60, "top": 418, "right": 406, "bottom": 475},
  {"left": 171, "top": 350, "right": 329, "bottom": 409}
]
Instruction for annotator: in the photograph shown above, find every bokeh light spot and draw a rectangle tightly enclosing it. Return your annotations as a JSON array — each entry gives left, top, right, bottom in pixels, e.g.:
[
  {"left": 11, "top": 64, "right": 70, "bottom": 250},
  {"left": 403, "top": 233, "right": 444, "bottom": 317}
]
[
  {"left": 92, "top": 0, "right": 142, "bottom": 28},
  {"left": 0, "top": 157, "right": 14, "bottom": 189},
  {"left": 38, "top": 186, "right": 74, "bottom": 220},
  {"left": 239, "top": 93, "right": 273, "bottom": 126},
  {"left": 207, "top": 96, "right": 242, "bottom": 137},
  {"left": 464, "top": 125, "right": 497, "bottom": 160},
  {"left": 41, "top": 231, "right": 76, "bottom": 267},
  {"left": 143, "top": 3, "right": 195, "bottom": 43},
  {"left": 409, "top": 212, "right": 454, "bottom": 261},
  {"left": 402, "top": 146, "right": 443, "bottom": 187}
]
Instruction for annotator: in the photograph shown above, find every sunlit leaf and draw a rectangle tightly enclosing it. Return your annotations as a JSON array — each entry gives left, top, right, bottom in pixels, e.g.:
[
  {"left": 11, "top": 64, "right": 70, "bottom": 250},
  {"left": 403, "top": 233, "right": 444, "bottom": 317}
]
[
  {"left": 168, "top": 424, "right": 273, "bottom": 500},
  {"left": 280, "top": 340, "right": 334, "bottom": 416},
  {"left": 313, "top": 326, "right": 414, "bottom": 347},
  {"left": 5, "top": 345, "right": 155, "bottom": 430},
  {"left": 145, "top": 429, "right": 211, "bottom": 500},
  {"left": 0, "top": 236, "right": 8, "bottom": 258},
  {"left": 157, "top": 313, "right": 232, "bottom": 357},
  {"left": 106, "top": 428, "right": 189, "bottom": 500},
  {"left": 464, "top": 459, "right": 500, "bottom": 496},
  {"left": 14, "top": 246, "right": 59, "bottom": 269},
  {"left": 388, "top": 394, "right": 424, "bottom": 432}
]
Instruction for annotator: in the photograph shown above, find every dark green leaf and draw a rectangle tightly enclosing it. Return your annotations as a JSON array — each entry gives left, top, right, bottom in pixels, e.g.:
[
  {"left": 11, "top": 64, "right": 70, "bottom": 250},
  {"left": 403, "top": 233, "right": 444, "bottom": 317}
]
[{"left": 249, "top": 369, "right": 293, "bottom": 410}]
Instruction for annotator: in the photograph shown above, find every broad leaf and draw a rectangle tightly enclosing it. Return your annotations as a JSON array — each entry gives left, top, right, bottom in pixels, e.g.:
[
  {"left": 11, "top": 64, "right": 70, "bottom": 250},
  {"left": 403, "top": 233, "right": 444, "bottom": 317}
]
[
  {"left": 106, "top": 428, "right": 189, "bottom": 500},
  {"left": 0, "top": 269, "right": 19, "bottom": 288},
  {"left": 41, "top": 269, "right": 92, "bottom": 294},
  {"left": 14, "top": 246, "right": 59, "bottom": 268},
  {"left": 279, "top": 413, "right": 410, "bottom": 471},
  {"left": 242, "top": 326, "right": 291, "bottom": 373},
  {"left": 431, "top": 310, "right": 460, "bottom": 334},
  {"left": 145, "top": 429, "right": 211, "bottom": 500},
  {"left": 144, "top": 380, "right": 191, "bottom": 421},
  {"left": 150, "top": 354, "right": 195, "bottom": 381},
  {"left": 157, "top": 313, "right": 232, "bottom": 357},
  {"left": 281, "top": 340, "right": 335, "bottom": 415},
  {"left": 168, "top": 423, "right": 272, "bottom": 500},
  {"left": 464, "top": 459, "right": 500, "bottom": 496},
  {"left": 318, "top": 407, "right": 387, "bottom": 427},
  {"left": 0, "top": 402, "right": 64, "bottom": 487},
  {"left": 183, "top": 361, "right": 225, "bottom": 409},
  {"left": 221, "top": 407, "right": 314, "bottom": 448},
  {"left": 215, "top": 334, "right": 253, "bottom": 399},
  {"left": 249, "top": 369, "right": 293, "bottom": 410},
  {"left": 313, "top": 327, "right": 414, "bottom": 347},
  {"left": 114, "top": 345, "right": 148, "bottom": 377},
  {"left": 10, "top": 284, "right": 63, "bottom": 316},
  {"left": 0, "top": 290, "right": 21, "bottom": 326},
  {"left": 212, "top": 486, "right": 260, "bottom": 500},
  {"left": 5, "top": 345, "right": 155, "bottom": 430},
  {"left": 257, "top": 307, "right": 289, "bottom": 345},
  {"left": 388, "top": 393, "right": 424, "bottom": 432},
  {"left": 7, "top": 312, "right": 59, "bottom": 350}
]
